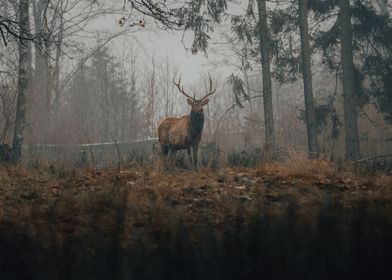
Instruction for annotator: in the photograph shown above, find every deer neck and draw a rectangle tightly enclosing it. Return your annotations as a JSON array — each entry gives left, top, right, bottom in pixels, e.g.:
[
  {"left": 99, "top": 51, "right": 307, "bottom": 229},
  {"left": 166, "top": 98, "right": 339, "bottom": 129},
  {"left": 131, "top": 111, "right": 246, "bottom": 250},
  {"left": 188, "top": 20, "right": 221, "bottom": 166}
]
[{"left": 189, "top": 110, "right": 204, "bottom": 133}]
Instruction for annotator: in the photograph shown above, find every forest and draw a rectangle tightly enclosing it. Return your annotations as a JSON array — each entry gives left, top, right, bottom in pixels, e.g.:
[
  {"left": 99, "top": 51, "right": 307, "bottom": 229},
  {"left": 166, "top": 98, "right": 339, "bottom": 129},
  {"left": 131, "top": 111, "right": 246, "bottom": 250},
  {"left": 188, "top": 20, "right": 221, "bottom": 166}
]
[{"left": 0, "top": 0, "right": 391, "bottom": 279}]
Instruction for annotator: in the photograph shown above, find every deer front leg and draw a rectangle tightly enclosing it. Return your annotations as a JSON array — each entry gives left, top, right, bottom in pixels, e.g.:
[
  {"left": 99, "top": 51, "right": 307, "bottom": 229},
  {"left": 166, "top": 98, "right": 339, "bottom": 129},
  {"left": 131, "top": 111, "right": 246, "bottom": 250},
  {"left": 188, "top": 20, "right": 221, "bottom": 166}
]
[
  {"left": 187, "top": 148, "right": 192, "bottom": 169},
  {"left": 192, "top": 144, "right": 198, "bottom": 169}
]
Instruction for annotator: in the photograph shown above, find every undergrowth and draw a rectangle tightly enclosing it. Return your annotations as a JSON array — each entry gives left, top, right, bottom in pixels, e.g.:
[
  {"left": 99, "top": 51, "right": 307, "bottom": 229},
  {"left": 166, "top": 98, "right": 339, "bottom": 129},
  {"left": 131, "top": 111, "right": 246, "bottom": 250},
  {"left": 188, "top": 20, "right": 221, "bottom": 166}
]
[{"left": 0, "top": 158, "right": 391, "bottom": 279}]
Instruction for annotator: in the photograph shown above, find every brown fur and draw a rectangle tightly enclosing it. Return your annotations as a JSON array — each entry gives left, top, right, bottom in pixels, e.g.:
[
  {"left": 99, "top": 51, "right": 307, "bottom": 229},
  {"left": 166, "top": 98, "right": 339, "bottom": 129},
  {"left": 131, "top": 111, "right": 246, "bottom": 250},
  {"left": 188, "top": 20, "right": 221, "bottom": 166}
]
[
  {"left": 158, "top": 76, "right": 215, "bottom": 168},
  {"left": 158, "top": 116, "right": 194, "bottom": 148},
  {"left": 157, "top": 100, "right": 208, "bottom": 168}
]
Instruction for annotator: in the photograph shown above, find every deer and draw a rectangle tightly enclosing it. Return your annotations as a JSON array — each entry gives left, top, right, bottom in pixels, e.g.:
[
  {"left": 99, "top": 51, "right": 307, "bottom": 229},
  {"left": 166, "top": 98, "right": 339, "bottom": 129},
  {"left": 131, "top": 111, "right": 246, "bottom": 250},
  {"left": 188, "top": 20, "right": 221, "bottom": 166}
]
[{"left": 157, "top": 74, "right": 216, "bottom": 169}]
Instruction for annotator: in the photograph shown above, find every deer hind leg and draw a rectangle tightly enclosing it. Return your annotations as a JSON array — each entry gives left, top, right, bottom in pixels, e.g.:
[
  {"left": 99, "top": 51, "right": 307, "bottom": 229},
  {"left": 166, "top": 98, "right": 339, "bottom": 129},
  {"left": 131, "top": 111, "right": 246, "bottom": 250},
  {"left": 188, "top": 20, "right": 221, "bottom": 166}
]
[
  {"left": 161, "top": 145, "right": 169, "bottom": 169},
  {"left": 169, "top": 149, "right": 175, "bottom": 167}
]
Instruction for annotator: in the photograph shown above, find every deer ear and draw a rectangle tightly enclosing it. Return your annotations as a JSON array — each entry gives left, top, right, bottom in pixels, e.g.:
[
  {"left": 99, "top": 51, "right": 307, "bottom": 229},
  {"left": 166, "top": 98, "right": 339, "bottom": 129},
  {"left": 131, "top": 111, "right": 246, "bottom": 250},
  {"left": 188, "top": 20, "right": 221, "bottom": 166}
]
[
  {"left": 187, "top": 98, "right": 194, "bottom": 105},
  {"left": 200, "top": 98, "right": 209, "bottom": 106}
]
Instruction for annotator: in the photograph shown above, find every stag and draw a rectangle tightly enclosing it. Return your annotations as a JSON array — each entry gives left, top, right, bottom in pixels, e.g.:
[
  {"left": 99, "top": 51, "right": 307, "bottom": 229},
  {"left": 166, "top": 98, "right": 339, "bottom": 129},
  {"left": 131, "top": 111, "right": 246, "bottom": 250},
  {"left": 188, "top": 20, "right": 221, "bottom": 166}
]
[{"left": 157, "top": 74, "right": 216, "bottom": 168}]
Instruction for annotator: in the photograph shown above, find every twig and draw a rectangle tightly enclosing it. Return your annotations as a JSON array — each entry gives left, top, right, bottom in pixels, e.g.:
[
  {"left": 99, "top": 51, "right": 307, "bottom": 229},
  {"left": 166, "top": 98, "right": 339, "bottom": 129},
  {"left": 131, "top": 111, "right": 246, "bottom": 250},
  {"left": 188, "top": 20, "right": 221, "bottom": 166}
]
[
  {"left": 354, "top": 154, "right": 392, "bottom": 163},
  {"left": 108, "top": 131, "right": 124, "bottom": 172}
]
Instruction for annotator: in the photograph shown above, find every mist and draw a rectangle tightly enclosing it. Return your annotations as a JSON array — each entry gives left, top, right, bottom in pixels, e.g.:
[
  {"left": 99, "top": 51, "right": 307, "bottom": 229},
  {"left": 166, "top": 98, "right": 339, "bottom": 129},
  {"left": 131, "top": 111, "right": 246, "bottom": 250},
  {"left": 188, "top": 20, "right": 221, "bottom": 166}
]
[{"left": 0, "top": 1, "right": 391, "bottom": 279}]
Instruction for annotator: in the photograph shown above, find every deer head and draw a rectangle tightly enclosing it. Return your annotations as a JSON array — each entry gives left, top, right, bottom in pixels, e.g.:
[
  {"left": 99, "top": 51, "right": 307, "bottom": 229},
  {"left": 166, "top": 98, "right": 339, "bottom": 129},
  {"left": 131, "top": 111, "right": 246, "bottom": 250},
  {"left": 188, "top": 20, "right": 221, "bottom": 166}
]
[{"left": 174, "top": 73, "right": 216, "bottom": 116}]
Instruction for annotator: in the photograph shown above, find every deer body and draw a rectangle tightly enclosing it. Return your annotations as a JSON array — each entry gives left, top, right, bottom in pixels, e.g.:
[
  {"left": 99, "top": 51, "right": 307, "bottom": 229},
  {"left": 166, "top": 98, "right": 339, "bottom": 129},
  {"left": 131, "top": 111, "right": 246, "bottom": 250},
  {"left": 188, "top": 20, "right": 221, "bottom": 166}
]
[
  {"left": 158, "top": 115, "right": 203, "bottom": 149},
  {"left": 157, "top": 75, "right": 215, "bottom": 168}
]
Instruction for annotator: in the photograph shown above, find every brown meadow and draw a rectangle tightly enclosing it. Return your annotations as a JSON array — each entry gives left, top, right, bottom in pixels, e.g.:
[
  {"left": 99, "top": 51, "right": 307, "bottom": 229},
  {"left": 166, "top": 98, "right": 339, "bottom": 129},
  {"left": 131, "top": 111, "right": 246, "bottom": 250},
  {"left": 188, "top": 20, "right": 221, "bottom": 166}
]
[{"left": 0, "top": 159, "right": 391, "bottom": 279}]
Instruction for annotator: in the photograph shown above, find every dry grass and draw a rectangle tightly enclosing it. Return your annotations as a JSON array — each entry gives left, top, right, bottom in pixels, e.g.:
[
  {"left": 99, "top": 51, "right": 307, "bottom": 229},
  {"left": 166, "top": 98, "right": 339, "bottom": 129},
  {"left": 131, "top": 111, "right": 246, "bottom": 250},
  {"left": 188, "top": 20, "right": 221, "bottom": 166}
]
[{"left": 0, "top": 159, "right": 391, "bottom": 279}]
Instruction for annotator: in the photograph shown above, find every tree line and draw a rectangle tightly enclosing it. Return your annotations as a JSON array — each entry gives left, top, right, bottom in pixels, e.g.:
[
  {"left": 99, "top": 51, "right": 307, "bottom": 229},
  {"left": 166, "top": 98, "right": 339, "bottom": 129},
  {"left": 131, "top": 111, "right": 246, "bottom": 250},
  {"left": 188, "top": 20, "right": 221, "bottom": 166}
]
[{"left": 0, "top": 0, "right": 391, "bottom": 163}]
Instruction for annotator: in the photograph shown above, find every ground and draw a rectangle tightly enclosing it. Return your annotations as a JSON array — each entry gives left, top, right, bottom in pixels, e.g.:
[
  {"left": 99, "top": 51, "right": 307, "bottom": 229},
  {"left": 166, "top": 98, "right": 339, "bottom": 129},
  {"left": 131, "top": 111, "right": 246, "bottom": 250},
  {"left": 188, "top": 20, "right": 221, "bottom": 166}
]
[{"left": 0, "top": 158, "right": 391, "bottom": 279}]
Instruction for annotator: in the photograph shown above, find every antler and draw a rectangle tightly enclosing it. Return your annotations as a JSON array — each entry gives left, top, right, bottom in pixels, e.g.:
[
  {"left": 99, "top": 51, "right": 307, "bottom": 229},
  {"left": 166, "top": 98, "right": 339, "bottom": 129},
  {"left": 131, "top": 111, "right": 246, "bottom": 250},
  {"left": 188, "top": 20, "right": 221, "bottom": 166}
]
[
  {"left": 174, "top": 75, "right": 195, "bottom": 100},
  {"left": 200, "top": 73, "right": 216, "bottom": 101},
  {"left": 174, "top": 73, "right": 216, "bottom": 101}
]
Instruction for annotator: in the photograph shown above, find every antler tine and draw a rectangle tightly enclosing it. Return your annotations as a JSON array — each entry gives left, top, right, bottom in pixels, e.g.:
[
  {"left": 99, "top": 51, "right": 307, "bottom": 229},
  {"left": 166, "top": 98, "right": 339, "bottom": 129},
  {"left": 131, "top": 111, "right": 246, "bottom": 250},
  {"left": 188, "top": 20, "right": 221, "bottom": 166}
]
[
  {"left": 200, "top": 72, "right": 216, "bottom": 101},
  {"left": 174, "top": 75, "right": 195, "bottom": 100}
]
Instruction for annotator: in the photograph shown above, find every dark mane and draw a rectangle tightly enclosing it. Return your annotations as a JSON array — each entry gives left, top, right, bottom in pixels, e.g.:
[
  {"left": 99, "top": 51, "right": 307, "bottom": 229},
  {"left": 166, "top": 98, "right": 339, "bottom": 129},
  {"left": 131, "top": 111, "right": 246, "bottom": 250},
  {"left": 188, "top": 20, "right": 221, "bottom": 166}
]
[{"left": 190, "top": 111, "right": 204, "bottom": 132}]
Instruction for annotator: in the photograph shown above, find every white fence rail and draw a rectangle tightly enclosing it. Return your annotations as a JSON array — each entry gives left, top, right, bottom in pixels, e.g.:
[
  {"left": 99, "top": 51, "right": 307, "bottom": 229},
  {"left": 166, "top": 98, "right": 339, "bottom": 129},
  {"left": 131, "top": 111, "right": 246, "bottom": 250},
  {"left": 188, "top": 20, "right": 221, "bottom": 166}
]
[{"left": 23, "top": 139, "right": 159, "bottom": 167}]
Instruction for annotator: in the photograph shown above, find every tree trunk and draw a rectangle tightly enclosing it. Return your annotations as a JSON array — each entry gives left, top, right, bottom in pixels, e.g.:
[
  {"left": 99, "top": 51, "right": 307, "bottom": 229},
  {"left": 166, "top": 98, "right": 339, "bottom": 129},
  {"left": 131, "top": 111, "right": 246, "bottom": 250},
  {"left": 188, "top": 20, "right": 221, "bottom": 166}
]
[
  {"left": 298, "top": 0, "right": 318, "bottom": 158},
  {"left": 32, "top": 0, "right": 51, "bottom": 143},
  {"left": 52, "top": 12, "right": 64, "bottom": 128},
  {"left": 338, "top": 0, "right": 361, "bottom": 160},
  {"left": 12, "top": 0, "right": 31, "bottom": 163},
  {"left": 257, "top": 0, "right": 276, "bottom": 153},
  {"left": 52, "top": 0, "right": 65, "bottom": 115},
  {"left": 103, "top": 62, "right": 109, "bottom": 143},
  {"left": 147, "top": 57, "right": 156, "bottom": 139}
]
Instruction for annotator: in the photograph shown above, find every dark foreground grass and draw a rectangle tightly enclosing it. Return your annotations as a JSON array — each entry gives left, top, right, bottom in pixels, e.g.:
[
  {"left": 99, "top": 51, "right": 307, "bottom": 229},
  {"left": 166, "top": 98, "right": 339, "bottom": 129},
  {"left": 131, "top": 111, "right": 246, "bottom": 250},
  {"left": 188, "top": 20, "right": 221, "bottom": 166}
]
[{"left": 0, "top": 159, "right": 391, "bottom": 279}]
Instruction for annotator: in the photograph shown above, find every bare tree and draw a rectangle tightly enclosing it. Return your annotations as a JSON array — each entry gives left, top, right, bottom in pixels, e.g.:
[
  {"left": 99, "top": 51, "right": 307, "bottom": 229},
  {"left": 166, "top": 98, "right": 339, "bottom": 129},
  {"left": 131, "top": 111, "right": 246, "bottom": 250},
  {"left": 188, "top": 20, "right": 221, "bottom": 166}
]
[
  {"left": 0, "top": 0, "right": 49, "bottom": 46},
  {"left": 145, "top": 57, "right": 157, "bottom": 139},
  {"left": 157, "top": 55, "right": 179, "bottom": 117},
  {"left": 26, "top": 0, "right": 129, "bottom": 144},
  {"left": 12, "top": 0, "right": 31, "bottom": 162},
  {"left": 0, "top": 82, "right": 17, "bottom": 143}
]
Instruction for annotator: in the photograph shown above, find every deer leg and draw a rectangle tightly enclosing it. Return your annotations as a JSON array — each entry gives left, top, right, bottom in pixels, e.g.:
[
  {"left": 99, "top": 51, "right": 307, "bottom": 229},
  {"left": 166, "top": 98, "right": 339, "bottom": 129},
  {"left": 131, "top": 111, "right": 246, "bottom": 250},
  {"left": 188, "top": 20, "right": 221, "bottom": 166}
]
[
  {"left": 186, "top": 148, "right": 192, "bottom": 168},
  {"left": 192, "top": 145, "right": 198, "bottom": 169},
  {"left": 169, "top": 148, "right": 177, "bottom": 167},
  {"left": 161, "top": 145, "right": 169, "bottom": 169}
]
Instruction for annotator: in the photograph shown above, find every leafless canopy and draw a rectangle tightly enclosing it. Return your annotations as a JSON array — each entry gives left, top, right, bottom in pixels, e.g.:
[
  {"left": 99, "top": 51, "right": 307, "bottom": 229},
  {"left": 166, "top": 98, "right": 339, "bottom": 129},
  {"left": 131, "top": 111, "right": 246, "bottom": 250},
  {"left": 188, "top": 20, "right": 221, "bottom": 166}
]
[
  {"left": 0, "top": 0, "right": 50, "bottom": 47},
  {"left": 0, "top": 16, "right": 35, "bottom": 46},
  {"left": 174, "top": 73, "right": 216, "bottom": 101}
]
